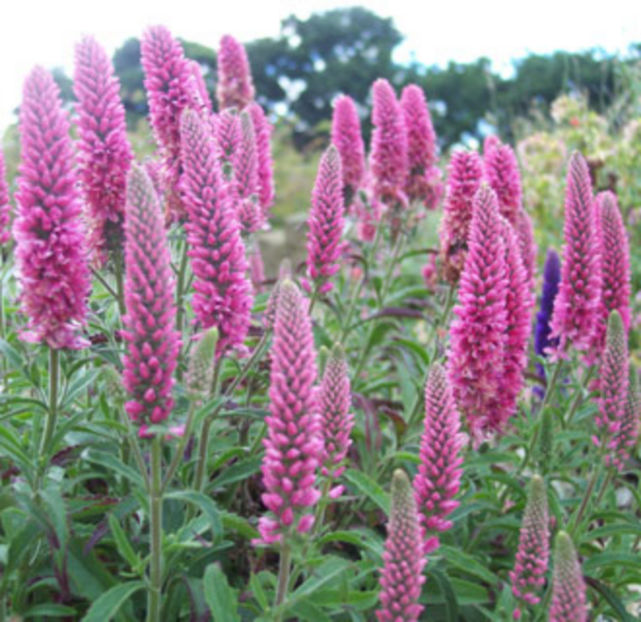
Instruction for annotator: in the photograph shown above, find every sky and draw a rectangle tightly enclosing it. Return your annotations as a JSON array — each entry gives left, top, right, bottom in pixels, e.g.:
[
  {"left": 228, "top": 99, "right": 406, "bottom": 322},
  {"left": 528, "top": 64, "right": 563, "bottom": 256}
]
[{"left": 1, "top": 0, "right": 640, "bottom": 131}]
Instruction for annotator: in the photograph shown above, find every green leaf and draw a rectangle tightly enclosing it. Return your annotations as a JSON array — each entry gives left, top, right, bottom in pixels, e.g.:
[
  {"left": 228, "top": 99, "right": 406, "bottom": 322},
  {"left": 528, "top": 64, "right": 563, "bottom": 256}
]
[
  {"left": 429, "top": 568, "right": 459, "bottom": 622},
  {"left": 209, "top": 456, "right": 262, "bottom": 489},
  {"left": 23, "top": 604, "right": 78, "bottom": 617},
  {"left": 0, "top": 338, "right": 25, "bottom": 369},
  {"left": 438, "top": 546, "right": 499, "bottom": 586},
  {"left": 583, "top": 551, "right": 641, "bottom": 573},
  {"left": 165, "top": 490, "right": 222, "bottom": 540},
  {"left": 203, "top": 563, "right": 240, "bottom": 622},
  {"left": 221, "top": 511, "right": 259, "bottom": 540},
  {"left": 343, "top": 469, "right": 389, "bottom": 514},
  {"left": 84, "top": 449, "right": 145, "bottom": 488},
  {"left": 584, "top": 576, "right": 637, "bottom": 621},
  {"left": 249, "top": 572, "right": 269, "bottom": 611},
  {"left": 82, "top": 581, "right": 145, "bottom": 622},
  {"left": 108, "top": 514, "right": 141, "bottom": 571},
  {"left": 61, "top": 369, "right": 101, "bottom": 407}
]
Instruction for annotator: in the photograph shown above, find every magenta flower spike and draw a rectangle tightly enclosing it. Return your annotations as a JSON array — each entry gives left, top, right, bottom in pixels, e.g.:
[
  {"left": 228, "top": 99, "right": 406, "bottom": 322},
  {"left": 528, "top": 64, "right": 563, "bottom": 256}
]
[
  {"left": 447, "top": 185, "right": 508, "bottom": 436},
  {"left": 216, "top": 34, "right": 255, "bottom": 111},
  {"left": 438, "top": 150, "right": 484, "bottom": 283},
  {"left": 376, "top": 469, "right": 426, "bottom": 622},
  {"left": 516, "top": 208, "right": 537, "bottom": 287},
  {"left": 591, "top": 191, "right": 630, "bottom": 353},
  {"left": 331, "top": 95, "right": 365, "bottom": 207},
  {"left": 509, "top": 475, "right": 549, "bottom": 617},
  {"left": 549, "top": 152, "right": 601, "bottom": 354},
  {"left": 121, "top": 164, "right": 180, "bottom": 430},
  {"left": 594, "top": 311, "right": 629, "bottom": 466},
  {"left": 549, "top": 532, "right": 588, "bottom": 622},
  {"left": 141, "top": 25, "right": 199, "bottom": 222},
  {"left": 179, "top": 108, "right": 252, "bottom": 356},
  {"left": 215, "top": 108, "right": 241, "bottom": 176},
  {"left": 496, "top": 218, "right": 533, "bottom": 430},
  {"left": 248, "top": 242, "right": 266, "bottom": 294},
  {"left": 414, "top": 364, "right": 464, "bottom": 553},
  {"left": 0, "top": 149, "right": 10, "bottom": 245},
  {"left": 263, "top": 258, "right": 291, "bottom": 331},
  {"left": 304, "top": 145, "right": 344, "bottom": 294},
  {"left": 369, "top": 78, "right": 408, "bottom": 208},
  {"left": 255, "top": 280, "right": 321, "bottom": 545},
  {"left": 400, "top": 84, "right": 443, "bottom": 209},
  {"left": 13, "top": 67, "right": 91, "bottom": 350},
  {"left": 188, "top": 60, "right": 213, "bottom": 112},
  {"left": 73, "top": 36, "right": 133, "bottom": 266},
  {"left": 248, "top": 102, "right": 275, "bottom": 216},
  {"left": 483, "top": 140, "right": 522, "bottom": 226},
  {"left": 234, "top": 110, "right": 262, "bottom": 233},
  {"left": 319, "top": 344, "right": 354, "bottom": 497},
  {"left": 612, "top": 364, "right": 640, "bottom": 469}
]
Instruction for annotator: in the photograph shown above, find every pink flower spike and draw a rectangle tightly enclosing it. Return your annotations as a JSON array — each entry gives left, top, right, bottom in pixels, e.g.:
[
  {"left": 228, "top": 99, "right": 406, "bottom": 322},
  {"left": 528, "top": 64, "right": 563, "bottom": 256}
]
[
  {"left": 369, "top": 79, "right": 408, "bottom": 209},
  {"left": 612, "top": 364, "right": 640, "bottom": 471},
  {"left": 187, "top": 60, "right": 213, "bottom": 112},
  {"left": 255, "top": 280, "right": 321, "bottom": 546},
  {"left": 447, "top": 185, "right": 508, "bottom": 437},
  {"left": 591, "top": 191, "right": 630, "bottom": 354},
  {"left": 401, "top": 84, "right": 442, "bottom": 208},
  {"left": 234, "top": 110, "right": 262, "bottom": 233},
  {"left": 13, "top": 66, "right": 91, "bottom": 350},
  {"left": 483, "top": 140, "right": 522, "bottom": 226},
  {"left": 496, "top": 218, "right": 533, "bottom": 430},
  {"left": 331, "top": 95, "right": 365, "bottom": 207},
  {"left": 122, "top": 164, "right": 180, "bottom": 427},
  {"left": 549, "top": 152, "right": 601, "bottom": 354},
  {"left": 414, "top": 364, "right": 464, "bottom": 553},
  {"left": 549, "top": 532, "right": 588, "bottom": 622},
  {"left": 305, "top": 145, "right": 344, "bottom": 293},
  {"left": 509, "top": 475, "right": 549, "bottom": 617},
  {"left": 248, "top": 102, "right": 275, "bottom": 216},
  {"left": 376, "top": 469, "right": 426, "bottom": 622},
  {"left": 248, "top": 241, "right": 266, "bottom": 295},
  {"left": 439, "top": 150, "right": 484, "bottom": 283},
  {"left": 73, "top": 35, "right": 133, "bottom": 266},
  {"left": 179, "top": 108, "right": 253, "bottom": 357},
  {"left": 141, "top": 25, "right": 199, "bottom": 222},
  {"left": 215, "top": 108, "right": 241, "bottom": 176},
  {"left": 319, "top": 344, "right": 354, "bottom": 491},
  {"left": 216, "top": 35, "right": 255, "bottom": 111},
  {"left": 0, "top": 149, "right": 10, "bottom": 245}
]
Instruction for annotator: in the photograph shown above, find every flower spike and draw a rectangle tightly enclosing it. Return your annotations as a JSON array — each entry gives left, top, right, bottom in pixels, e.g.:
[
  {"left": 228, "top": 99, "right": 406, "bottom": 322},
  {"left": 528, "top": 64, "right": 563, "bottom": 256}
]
[
  {"left": 216, "top": 34, "right": 255, "bottom": 110},
  {"left": 548, "top": 532, "right": 588, "bottom": 622}
]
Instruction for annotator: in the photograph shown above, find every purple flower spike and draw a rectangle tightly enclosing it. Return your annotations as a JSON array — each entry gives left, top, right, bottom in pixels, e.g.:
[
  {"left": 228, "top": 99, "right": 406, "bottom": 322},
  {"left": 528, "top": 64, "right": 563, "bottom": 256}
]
[
  {"left": 73, "top": 35, "right": 133, "bottom": 266},
  {"left": 549, "top": 152, "right": 601, "bottom": 354},
  {"left": 179, "top": 108, "right": 252, "bottom": 357},
  {"left": 248, "top": 102, "right": 275, "bottom": 216},
  {"left": 234, "top": 110, "right": 262, "bottom": 233},
  {"left": 549, "top": 532, "right": 588, "bottom": 622},
  {"left": 215, "top": 108, "right": 241, "bottom": 175},
  {"left": 448, "top": 185, "right": 508, "bottom": 437},
  {"left": 216, "top": 35, "right": 255, "bottom": 111},
  {"left": 304, "top": 145, "right": 344, "bottom": 293},
  {"left": 0, "top": 149, "right": 10, "bottom": 245},
  {"left": 509, "top": 475, "right": 549, "bottom": 617},
  {"left": 376, "top": 469, "right": 426, "bottom": 622},
  {"left": 13, "top": 67, "right": 91, "bottom": 350},
  {"left": 255, "top": 280, "right": 321, "bottom": 545},
  {"left": 612, "top": 364, "right": 640, "bottom": 470},
  {"left": 414, "top": 364, "right": 464, "bottom": 553},
  {"left": 439, "top": 150, "right": 484, "bottom": 283},
  {"left": 121, "top": 164, "right": 180, "bottom": 429}
]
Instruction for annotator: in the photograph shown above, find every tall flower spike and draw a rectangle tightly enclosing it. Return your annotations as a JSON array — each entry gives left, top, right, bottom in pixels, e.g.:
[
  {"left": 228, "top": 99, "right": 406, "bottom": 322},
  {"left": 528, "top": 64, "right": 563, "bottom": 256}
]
[
  {"left": 448, "top": 185, "right": 508, "bottom": 436},
  {"left": 534, "top": 249, "right": 561, "bottom": 396},
  {"left": 216, "top": 34, "right": 255, "bottom": 111},
  {"left": 369, "top": 78, "right": 408, "bottom": 208},
  {"left": 234, "top": 110, "right": 262, "bottom": 233},
  {"left": 509, "top": 475, "right": 549, "bottom": 618},
  {"left": 592, "top": 191, "right": 630, "bottom": 353},
  {"left": 215, "top": 108, "right": 241, "bottom": 177},
  {"left": 594, "top": 310, "right": 629, "bottom": 466},
  {"left": 187, "top": 60, "right": 213, "bottom": 112},
  {"left": 248, "top": 241, "right": 266, "bottom": 294},
  {"left": 141, "top": 25, "right": 199, "bottom": 221},
  {"left": 263, "top": 258, "right": 291, "bottom": 331},
  {"left": 248, "top": 102, "right": 275, "bottom": 216},
  {"left": 549, "top": 151, "right": 601, "bottom": 353},
  {"left": 400, "top": 84, "right": 443, "bottom": 209},
  {"left": 376, "top": 469, "right": 426, "bottom": 622},
  {"left": 438, "top": 150, "right": 484, "bottom": 283},
  {"left": 13, "top": 67, "right": 91, "bottom": 349},
  {"left": 255, "top": 280, "right": 321, "bottom": 545},
  {"left": 612, "top": 364, "right": 640, "bottom": 469},
  {"left": 496, "top": 218, "right": 533, "bottom": 430},
  {"left": 186, "top": 327, "right": 219, "bottom": 401},
  {"left": 121, "top": 164, "right": 180, "bottom": 430},
  {"left": 548, "top": 532, "right": 588, "bottom": 622},
  {"left": 319, "top": 344, "right": 354, "bottom": 497},
  {"left": 304, "top": 145, "right": 344, "bottom": 294},
  {"left": 331, "top": 95, "right": 365, "bottom": 208},
  {"left": 414, "top": 363, "right": 464, "bottom": 553},
  {"left": 179, "top": 108, "right": 252, "bottom": 356},
  {"left": 516, "top": 208, "right": 537, "bottom": 287},
  {"left": 483, "top": 140, "right": 522, "bottom": 226},
  {"left": 73, "top": 36, "right": 133, "bottom": 266},
  {"left": 0, "top": 149, "right": 10, "bottom": 245}
]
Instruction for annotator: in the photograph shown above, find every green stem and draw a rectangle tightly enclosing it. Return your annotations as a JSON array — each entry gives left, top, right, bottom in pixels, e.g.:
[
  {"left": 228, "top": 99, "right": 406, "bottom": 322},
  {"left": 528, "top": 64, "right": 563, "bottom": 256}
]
[
  {"left": 91, "top": 268, "right": 120, "bottom": 303},
  {"left": 175, "top": 241, "right": 190, "bottom": 335},
  {"left": 274, "top": 542, "right": 291, "bottom": 615},
  {"left": 565, "top": 366, "right": 595, "bottom": 426},
  {"left": 307, "top": 287, "right": 320, "bottom": 315},
  {"left": 113, "top": 251, "right": 126, "bottom": 317},
  {"left": 40, "top": 348, "right": 59, "bottom": 460},
  {"left": 161, "top": 403, "right": 195, "bottom": 492},
  {"left": 569, "top": 460, "right": 604, "bottom": 536},
  {"left": 147, "top": 436, "right": 163, "bottom": 622},
  {"left": 313, "top": 479, "right": 333, "bottom": 536},
  {"left": 594, "top": 467, "right": 614, "bottom": 509}
]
